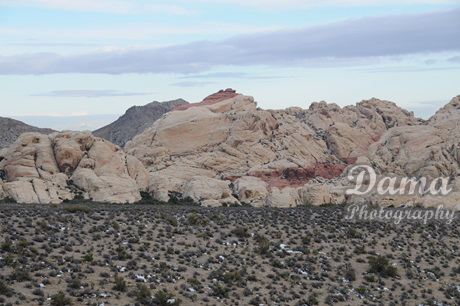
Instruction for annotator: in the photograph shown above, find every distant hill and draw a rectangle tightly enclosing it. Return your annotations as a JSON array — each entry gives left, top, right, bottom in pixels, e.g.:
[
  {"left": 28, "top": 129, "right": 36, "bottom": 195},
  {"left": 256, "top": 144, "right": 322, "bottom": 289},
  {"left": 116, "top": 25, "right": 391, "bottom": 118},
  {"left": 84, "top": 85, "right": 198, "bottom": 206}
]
[
  {"left": 93, "top": 99, "right": 188, "bottom": 147},
  {"left": 0, "top": 117, "right": 55, "bottom": 149}
]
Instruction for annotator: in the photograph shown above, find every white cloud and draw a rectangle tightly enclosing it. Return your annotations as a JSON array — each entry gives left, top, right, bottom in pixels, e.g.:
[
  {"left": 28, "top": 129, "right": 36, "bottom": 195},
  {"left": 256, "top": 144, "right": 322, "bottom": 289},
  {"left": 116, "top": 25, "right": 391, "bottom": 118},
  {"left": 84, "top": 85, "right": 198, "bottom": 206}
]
[{"left": 0, "top": 0, "right": 195, "bottom": 15}]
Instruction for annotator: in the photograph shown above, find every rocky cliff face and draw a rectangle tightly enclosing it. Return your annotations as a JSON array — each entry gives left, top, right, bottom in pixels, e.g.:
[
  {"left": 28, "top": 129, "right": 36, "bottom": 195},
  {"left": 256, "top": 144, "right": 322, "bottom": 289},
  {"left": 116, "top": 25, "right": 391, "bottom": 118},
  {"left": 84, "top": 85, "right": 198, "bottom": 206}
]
[
  {"left": 93, "top": 98, "right": 188, "bottom": 147},
  {"left": 0, "top": 131, "right": 148, "bottom": 204},
  {"left": 124, "top": 89, "right": 419, "bottom": 207},
  {"left": 0, "top": 117, "right": 55, "bottom": 149}
]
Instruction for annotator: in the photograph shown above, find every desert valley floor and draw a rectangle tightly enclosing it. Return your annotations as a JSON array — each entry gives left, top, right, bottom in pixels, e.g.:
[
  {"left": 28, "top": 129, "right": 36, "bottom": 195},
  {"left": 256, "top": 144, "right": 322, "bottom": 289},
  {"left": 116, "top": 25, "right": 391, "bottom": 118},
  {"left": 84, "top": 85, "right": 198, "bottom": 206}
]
[{"left": 0, "top": 204, "right": 459, "bottom": 305}]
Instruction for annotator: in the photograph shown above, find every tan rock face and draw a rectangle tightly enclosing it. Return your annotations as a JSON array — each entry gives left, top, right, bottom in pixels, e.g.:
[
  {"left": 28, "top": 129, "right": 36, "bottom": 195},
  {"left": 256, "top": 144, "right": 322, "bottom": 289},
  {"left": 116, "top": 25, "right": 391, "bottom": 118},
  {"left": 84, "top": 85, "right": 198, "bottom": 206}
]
[
  {"left": 181, "top": 176, "right": 238, "bottom": 207},
  {"left": 305, "top": 98, "right": 419, "bottom": 160},
  {"left": 233, "top": 176, "right": 269, "bottom": 207},
  {"left": 0, "top": 131, "right": 148, "bottom": 204},
  {"left": 369, "top": 96, "right": 460, "bottom": 178},
  {"left": 125, "top": 91, "right": 421, "bottom": 207}
]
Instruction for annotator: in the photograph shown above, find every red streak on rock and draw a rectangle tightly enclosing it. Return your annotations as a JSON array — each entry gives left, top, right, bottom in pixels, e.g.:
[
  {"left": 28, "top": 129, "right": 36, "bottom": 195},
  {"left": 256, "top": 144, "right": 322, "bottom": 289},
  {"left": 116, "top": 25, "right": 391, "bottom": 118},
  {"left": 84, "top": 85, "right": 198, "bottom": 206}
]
[
  {"left": 373, "top": 134, "right": 381, "bottom": 142},
  {"left": 341, "top": 157, "right": 358, "bottom": 164},
  {"left": 250, "top": 163, "right": 350, "bottom": 189},
  {"left": 173, "top": 88, "right": 238, "bottom": 111}
]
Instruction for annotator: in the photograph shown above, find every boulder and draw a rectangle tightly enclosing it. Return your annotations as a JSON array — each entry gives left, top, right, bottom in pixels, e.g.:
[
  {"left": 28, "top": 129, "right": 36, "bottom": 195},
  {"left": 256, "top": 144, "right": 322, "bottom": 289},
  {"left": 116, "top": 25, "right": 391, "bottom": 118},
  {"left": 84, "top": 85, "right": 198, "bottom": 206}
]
[
  {"left": 233, "top": 176, "right": 269, "bottom": 207},
  {"left": 298, "top": 183, "right": 347, "bottom": 206},
  {"left": 266, "top": 187, "right": 299, "bottom": 208},
  {"left": 182, "top": 176, "right": 238, "bottom": 206}
]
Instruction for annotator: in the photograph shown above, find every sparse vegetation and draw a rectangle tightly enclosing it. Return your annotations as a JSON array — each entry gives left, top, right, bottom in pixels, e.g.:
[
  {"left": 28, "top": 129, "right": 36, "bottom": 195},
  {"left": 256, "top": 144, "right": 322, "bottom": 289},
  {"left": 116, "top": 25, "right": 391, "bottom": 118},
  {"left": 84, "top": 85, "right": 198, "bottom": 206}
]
[{"left": 0, "top": 204, "right": 457, "bottom": 304}]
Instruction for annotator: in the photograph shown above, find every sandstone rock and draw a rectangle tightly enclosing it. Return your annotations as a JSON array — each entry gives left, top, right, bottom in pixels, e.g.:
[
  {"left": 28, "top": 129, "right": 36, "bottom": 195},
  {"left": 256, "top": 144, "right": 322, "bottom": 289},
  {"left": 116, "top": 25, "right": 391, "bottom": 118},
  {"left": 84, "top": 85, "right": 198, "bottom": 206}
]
[
  {"left": 125, "top": 90, "right": 430, "bottom": 208},
  {"left": 233, "top": 176, "right": 269, "bottom": 207},
  {"left": 305, "top": 98, "right": 420, "bottom": 160},
  {"left": 147, "top": 173, "right": 184, "bottom": 202},
  {"left": 172, "top": 88, "right": 238, "bottom": 112},
  {"left": 2, "top": 181, "right": 39, "bottom": 204},
  {"left": 298, "top": 183, "right": 346, "bottom": 206},
  {"left": 0, "top": 131, "right": 148, "bottom": 204},
  {"left": 368, "top": 96, "right": 460, "bottom": 179},
  {"left": 266, "top": 187, "right": 298, "bottom": 208},
  {"left": 182, "top": 176, "right": 238, "bottom": 206}
]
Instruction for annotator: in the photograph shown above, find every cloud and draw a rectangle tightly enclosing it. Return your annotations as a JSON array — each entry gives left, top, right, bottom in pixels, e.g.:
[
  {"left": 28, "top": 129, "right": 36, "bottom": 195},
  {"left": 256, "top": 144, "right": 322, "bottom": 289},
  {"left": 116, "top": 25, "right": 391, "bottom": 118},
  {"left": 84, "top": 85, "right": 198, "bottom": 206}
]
[
  {"left": 179, "top": 72, "right": 291, "bottom": 79},
  {"left": 0, "top": 0, "right": 195, "bottom": 15},
  {"left": 171, "top": 81, "right": 215, "bottom": 87},
  {"left": 183, "top": 0, "right": 460, "bottom": 10},
  {"left": 1, "top": 8, "right": 459, "bottom": 75},
  {"left": 31, "top": 89, "right": 153, "bottom": 98},
  {"left": 1, "top": 24, "right": 282, "bottom": 40},
  {"left": 356, "top": 66, "right": 460, "bottom": 73},
  {"left": 448, "top": 56, "right": 460, "bottom": 63}
]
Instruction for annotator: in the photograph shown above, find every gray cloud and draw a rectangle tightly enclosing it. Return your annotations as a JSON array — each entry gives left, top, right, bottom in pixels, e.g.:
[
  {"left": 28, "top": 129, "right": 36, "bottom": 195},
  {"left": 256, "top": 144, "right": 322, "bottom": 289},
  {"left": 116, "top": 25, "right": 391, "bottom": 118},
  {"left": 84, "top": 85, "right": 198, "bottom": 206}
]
[
  {"left": 1, "top": 8, "right": 459, "bottom": 75},
  {"left": 31, "top": 89, "right": 153, "bottom": 98},
  {"left": 355, "top": 66, "right": 460, "bottom": 73},
  {"left": 448, "top": 56, "right": 460, "bottom": 63}
]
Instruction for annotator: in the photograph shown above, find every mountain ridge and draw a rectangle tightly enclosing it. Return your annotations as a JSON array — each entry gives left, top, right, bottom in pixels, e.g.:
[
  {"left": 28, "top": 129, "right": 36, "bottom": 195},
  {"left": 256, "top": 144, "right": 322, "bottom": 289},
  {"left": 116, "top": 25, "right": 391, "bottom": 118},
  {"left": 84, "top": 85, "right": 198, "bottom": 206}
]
[{"left": 93, "top": 98, "right": 188, "bottom": 147}]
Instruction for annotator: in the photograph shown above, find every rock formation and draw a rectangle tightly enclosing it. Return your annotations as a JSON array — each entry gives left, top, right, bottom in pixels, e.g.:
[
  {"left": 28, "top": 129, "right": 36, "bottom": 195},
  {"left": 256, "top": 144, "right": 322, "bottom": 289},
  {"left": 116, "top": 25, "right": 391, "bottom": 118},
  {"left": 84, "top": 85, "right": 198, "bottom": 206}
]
[
  {"left": 125, "top": 89, "right": 419, "bottom": 207},
  {"left": 0, "top": 131, "right": 148, "bottom": 204},
  {"left": 0, "top": 117, "right": 55, "bottom": 149},
  {"left": 2, "top": 89, "right": 459, "bottom": 208},
  {"left": 93, "top": 98, "right": 188, "bottom": 147}
]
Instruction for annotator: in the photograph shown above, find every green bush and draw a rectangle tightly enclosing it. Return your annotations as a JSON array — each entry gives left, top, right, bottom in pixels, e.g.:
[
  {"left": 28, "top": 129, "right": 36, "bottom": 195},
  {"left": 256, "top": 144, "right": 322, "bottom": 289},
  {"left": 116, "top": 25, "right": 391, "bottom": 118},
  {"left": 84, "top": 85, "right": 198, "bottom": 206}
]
[
  {"left": 154, "top": 290, "right": 182, "bottom": 306},
  {"left": 112, "top": 276, "right": 127, "bottom": 292},
  {"left": 367, "top": 256, "right": 398, "bottom": 278},
  {"left": 232, "top": 227, "right": 250, "bottom": 238},
  {"left": 255, "top": 235, "right": 270, "bottom": 255},
  {"left": 51, "top": 291, "right": 72, "bottom": 306},
  {"left": 134, "top": 284, "right": 151, "bottom": 305}
]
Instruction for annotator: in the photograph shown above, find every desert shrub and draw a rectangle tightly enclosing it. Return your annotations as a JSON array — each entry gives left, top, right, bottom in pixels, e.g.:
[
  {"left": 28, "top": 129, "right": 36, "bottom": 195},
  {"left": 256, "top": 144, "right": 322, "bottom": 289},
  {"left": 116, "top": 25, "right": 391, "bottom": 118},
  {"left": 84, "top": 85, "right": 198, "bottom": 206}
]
[
  {"left": 116, "top": 246, "right": 132, "bottom": 260},
  {"left": 210, "top": 284, "right": 230, "bottom": 298},
  {"left": 113, "top": 276, "right": 127, "bottom": 292},
  {"left": 62, "top": 205, "right": 91, "bottom": 213},
  {"left": 255, "top": 235, "right": 270, "bottom": 255},
  {"left": 160, "top": 213, "right": 178, "bottom": 227},
  {"left": 367, "top": 256, "right": 398, "bottom": 278},
  {"left": 32, "top": 288, "right": 44, "bottom": 296},
  {"left": 0, "top": 280, "right": 13, "bottom": 297},
  {"left": 51, "top": 291, "right": 72, "bottom": 306},
  {"left": 154, "top": 290, "right": 182, "bottom": 305},
  {"left": 445, "top": 286, "right": 460, "bottom": 300},
  {"left": 10, "top": 269, "right": 31, "bottom": 282},
  {"left": 232, "top": 227, "right": 250, "bottom": 238},
  {"left": 1, "top": 238, "right": 13, "bottom": 252},
  {"left": 134, "top": 284, "right": 151, "bottom": 305},
  {"left": 0, "top": 196, "right": 16, "bottom": 204},
  {"left": 82, "top": 253, "right": 93, "bottom": 262},
  {"left": 67, "top": 277, "right": 83, "bottom": 289},
  {"left": 187, "top": 214, "right": 207, "bottom": 226},
  {"left": 340, "top": 266, "right": 356, "bottom": 282}
]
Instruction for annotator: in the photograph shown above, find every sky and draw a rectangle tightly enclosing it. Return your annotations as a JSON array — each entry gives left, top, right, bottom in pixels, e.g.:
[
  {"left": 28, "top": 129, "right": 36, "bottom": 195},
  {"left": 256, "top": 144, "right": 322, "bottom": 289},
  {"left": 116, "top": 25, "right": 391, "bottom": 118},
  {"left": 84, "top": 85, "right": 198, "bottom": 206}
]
[{"left": 1, "top": 0, "right": 459, "bottom": 130}]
